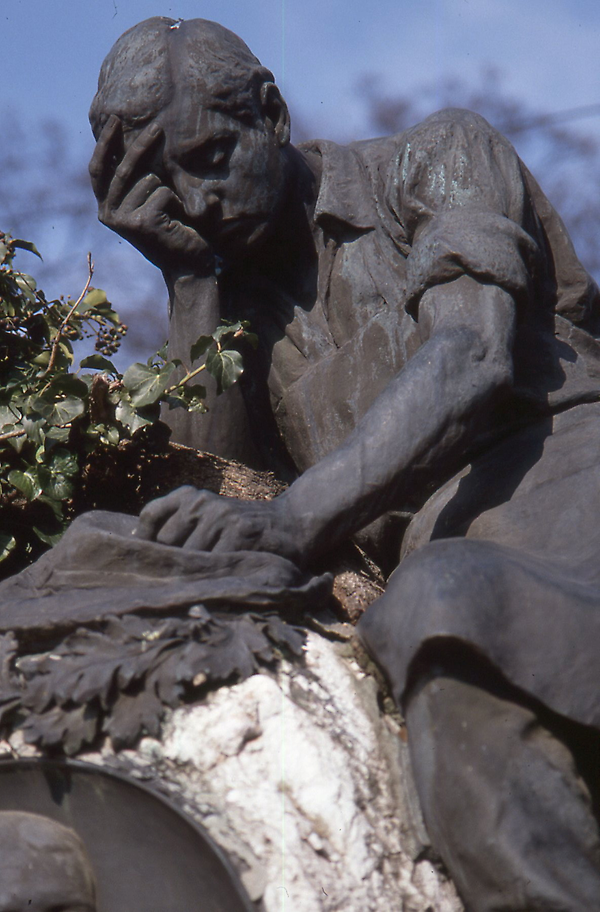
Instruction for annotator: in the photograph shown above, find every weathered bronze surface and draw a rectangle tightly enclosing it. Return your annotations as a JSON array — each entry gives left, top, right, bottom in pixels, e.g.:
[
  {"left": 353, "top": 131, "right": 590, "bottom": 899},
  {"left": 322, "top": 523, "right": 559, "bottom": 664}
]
[
  {"left": 0, "top": 759, "right": 254, "bottom": 911},
  {"left": 3, "top": 15, "right": 600, "bottom": 908},
  {"left": 0, "top": 810, "right": 97, "bottom": 912}
]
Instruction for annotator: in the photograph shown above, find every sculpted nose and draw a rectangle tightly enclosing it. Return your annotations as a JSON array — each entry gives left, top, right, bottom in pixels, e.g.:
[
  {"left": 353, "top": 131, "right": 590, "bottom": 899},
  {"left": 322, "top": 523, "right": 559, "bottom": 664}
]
[{"left": 182, "top": 188, "right": 220, "bottom": 221}]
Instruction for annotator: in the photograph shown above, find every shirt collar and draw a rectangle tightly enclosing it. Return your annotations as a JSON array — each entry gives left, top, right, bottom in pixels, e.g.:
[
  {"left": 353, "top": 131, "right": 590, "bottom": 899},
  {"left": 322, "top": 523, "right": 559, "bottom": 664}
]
[{"left": 300, "top": 138, "right": 379, "bottom": 231}]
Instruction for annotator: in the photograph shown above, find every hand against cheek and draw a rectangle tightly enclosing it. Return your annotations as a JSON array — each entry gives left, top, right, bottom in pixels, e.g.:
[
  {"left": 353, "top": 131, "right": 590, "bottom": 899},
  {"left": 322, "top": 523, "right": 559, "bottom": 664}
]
[
  {"left": 134, "top": 487, "right": 304, "bottom": 565},
  {"left": 89, "top": 116, "right": 213, "bottom": 275}
]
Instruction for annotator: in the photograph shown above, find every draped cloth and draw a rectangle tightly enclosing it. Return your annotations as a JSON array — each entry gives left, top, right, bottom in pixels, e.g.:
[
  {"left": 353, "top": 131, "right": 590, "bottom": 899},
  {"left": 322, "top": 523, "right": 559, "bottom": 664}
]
[
  {"left": 358, "top": 401, "right": 600, "bottom": 730},
  {"left": 4, "top": 108, "right": 600, "bottom": 708},
  {"left": 0, "top": 511, "right": 331, "bottom": 640}
]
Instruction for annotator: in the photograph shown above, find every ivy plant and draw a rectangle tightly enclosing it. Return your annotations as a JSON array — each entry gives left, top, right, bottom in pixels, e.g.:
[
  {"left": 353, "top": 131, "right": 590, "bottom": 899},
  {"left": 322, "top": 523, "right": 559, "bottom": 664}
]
[{"left": 0, "top": 232, "right": 256, "bottom": 575}]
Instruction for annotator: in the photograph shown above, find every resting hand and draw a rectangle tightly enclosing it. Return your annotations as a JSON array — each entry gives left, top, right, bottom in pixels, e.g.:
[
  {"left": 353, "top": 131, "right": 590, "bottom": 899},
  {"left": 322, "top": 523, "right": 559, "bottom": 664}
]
[
  {"left": 134, "top": 487, "right": 304, "bottom": 564},
  {"left": 89, "top": 115, "right": 212, "bottom": 275}
]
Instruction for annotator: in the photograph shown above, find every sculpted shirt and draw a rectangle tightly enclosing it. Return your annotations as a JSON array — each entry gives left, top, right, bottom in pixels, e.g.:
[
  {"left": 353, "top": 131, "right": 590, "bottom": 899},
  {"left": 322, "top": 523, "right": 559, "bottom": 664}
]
[
  {"left": 236, "top": 108, "right": 600, "bottom": 482},
  {"left": 5, "top": 110, "right": 600, "bottom": 730}
]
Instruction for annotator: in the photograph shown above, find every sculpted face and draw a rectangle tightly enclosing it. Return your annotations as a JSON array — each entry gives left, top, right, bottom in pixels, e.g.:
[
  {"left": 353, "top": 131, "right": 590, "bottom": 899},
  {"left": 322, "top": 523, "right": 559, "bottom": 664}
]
[
  {"left": 0, "top": 813, "right": 96, "bottom": 912},
  {"left": 155, "top": 83, "right": 290, "bottom": 257},
  {"left": 90, "top": 18, "right": 292, "bottom": 268}
]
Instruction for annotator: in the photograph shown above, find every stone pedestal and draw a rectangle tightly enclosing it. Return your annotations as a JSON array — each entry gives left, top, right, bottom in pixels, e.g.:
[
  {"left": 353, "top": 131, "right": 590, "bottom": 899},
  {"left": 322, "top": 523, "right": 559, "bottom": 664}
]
[{"left": 7, "top": 632, "right": 462, "bottom": 911}]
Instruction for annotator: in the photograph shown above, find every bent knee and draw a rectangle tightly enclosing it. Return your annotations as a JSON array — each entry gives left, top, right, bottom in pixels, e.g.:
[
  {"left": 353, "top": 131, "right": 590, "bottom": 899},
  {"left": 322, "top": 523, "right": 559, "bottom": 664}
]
[
  {"left": 388, "top": 538, "right": 507, "bottom": 611},
  {"left": 357, "top": 538, "right": 509, "bottom": 695}
]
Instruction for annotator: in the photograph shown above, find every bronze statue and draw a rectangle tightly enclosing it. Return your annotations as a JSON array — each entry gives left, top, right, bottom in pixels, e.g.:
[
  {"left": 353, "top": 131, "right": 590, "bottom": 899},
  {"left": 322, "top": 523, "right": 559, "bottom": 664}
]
[
  {"left": 0, "top": 759, "right": 256, "bottom": 911},
  {"left": 0, "top": 812, "right": 97, "bottom": 912},
  {"left": 3, "top": 15, "right": 600, "bottom": 910}
]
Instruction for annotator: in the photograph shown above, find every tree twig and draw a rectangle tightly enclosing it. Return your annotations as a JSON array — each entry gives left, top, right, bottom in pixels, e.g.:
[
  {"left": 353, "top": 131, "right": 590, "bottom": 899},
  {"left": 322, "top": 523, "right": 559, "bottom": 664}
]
[
  {"left": 0, "top": 428, "right": 25, "bottom": 443},
  {"left": 164, "top": 338, "right": 224, "bottom": 395},
  {"left": 165, "top": 361, "right": 207, "bottom": 394},
  {"left": 44, "top": 253, "right": 94, "bottom": 376}
]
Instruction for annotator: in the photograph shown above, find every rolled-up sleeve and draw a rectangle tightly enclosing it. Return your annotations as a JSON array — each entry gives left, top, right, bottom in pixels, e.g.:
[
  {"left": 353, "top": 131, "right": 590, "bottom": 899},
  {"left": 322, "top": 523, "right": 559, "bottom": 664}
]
[{"left": 385, "top": 108, "right": 543, "bottom": 318}]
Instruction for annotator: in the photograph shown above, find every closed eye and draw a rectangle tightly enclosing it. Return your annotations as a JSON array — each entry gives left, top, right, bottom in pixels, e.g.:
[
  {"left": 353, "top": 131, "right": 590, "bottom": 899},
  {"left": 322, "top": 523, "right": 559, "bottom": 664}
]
[{"left": 179, "top": 136, "right": 235, "bottom": 179}]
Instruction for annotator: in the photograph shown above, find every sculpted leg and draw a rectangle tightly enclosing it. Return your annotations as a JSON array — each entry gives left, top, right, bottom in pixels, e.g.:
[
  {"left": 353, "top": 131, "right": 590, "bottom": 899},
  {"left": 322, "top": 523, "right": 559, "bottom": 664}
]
[
  {"left": 357, "top": 539, "right": 600, "bottom": 910},
  {"left": 406, "top": 666, "right": 600, "bottom": 911}
]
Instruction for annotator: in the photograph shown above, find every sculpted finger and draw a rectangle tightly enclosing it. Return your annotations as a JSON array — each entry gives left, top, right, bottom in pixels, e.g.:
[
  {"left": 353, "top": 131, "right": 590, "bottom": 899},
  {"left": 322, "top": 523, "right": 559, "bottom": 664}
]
[
  {"left": 118, "top": 173, "right": 164, "bottom": 214},
  {"left": 182, "top": 522, "right": 224, "bottom": 552},
  {"left": 89, "top": 115, "right": 123, "bottom": 202},
  {"left": 155, "top": 511, "right": 201, "bottom": 547},
  {"left": 210, "top": 518, "right": 261, "bottom": 553},
  {"left": 105, "top": 121, "right": 164, "bottom": 210},
  {"left": 135, "top": 486, "right": 197, "bottom": 541},
  {"left": 181, "top": 498, "right": 235, "bottom": 552}
]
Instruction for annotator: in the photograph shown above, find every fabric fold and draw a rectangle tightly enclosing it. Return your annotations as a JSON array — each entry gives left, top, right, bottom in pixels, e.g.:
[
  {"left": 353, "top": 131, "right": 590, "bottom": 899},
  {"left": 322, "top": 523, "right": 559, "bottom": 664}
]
[{"left": 0, "top": 511, "right": 332, "bottom": 637}]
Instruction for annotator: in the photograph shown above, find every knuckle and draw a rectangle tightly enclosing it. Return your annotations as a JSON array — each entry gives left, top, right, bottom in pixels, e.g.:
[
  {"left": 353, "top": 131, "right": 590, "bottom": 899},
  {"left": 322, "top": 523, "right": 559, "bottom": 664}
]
[
  {"left": 114, "top": 161, "right": 130, "bottom": 182},
  {"left": 176, "top": 485, "right": 198, "bottom": 497},
  {"left": 139, "top": 500, "right": 160, "bottom": 519}
]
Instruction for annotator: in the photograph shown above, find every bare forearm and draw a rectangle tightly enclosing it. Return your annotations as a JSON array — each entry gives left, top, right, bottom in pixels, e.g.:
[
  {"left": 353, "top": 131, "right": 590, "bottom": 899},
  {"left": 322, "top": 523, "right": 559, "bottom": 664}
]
[
  {"left": 136, "top": 279, "right": 516, "bottom": 566},
  {"left": 282, "top": 280, "right": 515, "bottom": 561}
]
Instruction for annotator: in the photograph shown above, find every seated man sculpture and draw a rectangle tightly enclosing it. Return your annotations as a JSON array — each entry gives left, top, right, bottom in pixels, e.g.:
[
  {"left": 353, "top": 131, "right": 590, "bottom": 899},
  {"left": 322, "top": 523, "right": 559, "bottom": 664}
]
[
  {"left": 12, "top": 15, "right": 600, "bottom": 911},
  {"left": 0, "top": 812, "right": 97, "bottom": 912}
]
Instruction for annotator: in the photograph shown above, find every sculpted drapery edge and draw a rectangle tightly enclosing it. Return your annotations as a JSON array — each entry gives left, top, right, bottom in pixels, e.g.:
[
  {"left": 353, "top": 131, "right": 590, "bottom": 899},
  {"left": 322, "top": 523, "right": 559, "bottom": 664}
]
[{"left": 3, "top": 15, "right": 600, "bottom": 911}]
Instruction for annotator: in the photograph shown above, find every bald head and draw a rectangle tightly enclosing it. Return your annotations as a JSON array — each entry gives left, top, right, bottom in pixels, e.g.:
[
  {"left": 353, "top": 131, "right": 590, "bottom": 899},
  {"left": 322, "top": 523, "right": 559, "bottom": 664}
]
[
  {"left": 89, "top": 17, "right": 275, "bottom": 139},
  {"left": 0, "top": 812, "right": 96, "bottom": 912}
]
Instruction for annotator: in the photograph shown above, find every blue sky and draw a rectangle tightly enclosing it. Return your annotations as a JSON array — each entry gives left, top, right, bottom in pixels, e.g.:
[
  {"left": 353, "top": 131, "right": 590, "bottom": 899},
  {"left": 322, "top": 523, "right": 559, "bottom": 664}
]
[
  {"left": 5, "top": 0, "right": 600, "bottom": 153},
  {"left": 3, "top": 0, "right": 600, "bottom": 358}
]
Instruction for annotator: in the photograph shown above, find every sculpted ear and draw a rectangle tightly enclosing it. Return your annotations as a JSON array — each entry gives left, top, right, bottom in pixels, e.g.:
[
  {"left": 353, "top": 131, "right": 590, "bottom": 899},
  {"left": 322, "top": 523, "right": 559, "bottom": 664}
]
[{"left": 260, "top": 82, "right": 290, "bottom": 146}]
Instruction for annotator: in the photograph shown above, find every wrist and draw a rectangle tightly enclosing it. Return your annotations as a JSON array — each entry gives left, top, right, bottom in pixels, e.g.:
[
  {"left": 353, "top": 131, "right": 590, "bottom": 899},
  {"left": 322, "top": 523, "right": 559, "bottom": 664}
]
[
  {"left": 163, "top": 271, "right": 221, "bottom": 314},
  {"left": 274, "top": 489, "right": 318, "bottom": 566},
  {"left": 163, "top": 262, "right": 216, "bottom": 290}
]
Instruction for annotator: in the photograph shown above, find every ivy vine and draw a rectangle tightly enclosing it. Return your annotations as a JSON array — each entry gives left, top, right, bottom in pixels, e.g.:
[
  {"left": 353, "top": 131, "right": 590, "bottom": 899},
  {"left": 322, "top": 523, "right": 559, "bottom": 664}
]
[{"left": 0, "top": 232, "right": 256, "bottom": 576}]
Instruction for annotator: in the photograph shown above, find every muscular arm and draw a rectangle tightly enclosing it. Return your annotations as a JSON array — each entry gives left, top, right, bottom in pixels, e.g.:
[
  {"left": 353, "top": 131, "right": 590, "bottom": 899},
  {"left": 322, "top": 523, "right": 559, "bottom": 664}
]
[
  {"left": 281, "top": 275, "right": 515, "bottom": 561},
  {"left": 96, "top": 108, "right": 517, "bottom": 562},
  {"left": 138, "top": 273, "right": 516, "bottom": 564}
]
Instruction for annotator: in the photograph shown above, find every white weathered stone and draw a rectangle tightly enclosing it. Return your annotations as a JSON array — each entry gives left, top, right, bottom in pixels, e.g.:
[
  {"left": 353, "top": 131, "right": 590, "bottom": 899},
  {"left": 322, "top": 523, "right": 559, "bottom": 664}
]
[{"left": 12, "top": 631, "right": 463, "bottom": 911}]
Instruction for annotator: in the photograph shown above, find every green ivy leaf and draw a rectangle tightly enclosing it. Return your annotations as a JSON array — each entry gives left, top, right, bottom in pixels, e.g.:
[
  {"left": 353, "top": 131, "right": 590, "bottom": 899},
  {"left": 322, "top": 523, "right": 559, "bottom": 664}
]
[
  {"left": 21, "top": 415, "right": 46, "bottom": 445},
  {"left": 5, "top": 430, "right": 25, "bottom": 454},
  {"left": 33, "top": 527, "right": 64, "bottom": 547},
  {"left": 212, "top": 321, "right": 243, "bottom": 343},
  {"left": 182, "top": 383, "right": 207, "bottom": 401},
  {"left": 31, "top": 350, "right": 51, "bottom": 369},
  {"left": 164, "top": 383, "right": 208, "bottom": 413},
  {"left": 122, "top": 361, "right": 176, "bottom": 408},
  {"left": 77, "top": 288, "right": 107, "bottom": 313},
  {"left": 189, "top": 334, "right": 214, "bottom": 363},
  {"left": 45, "top": 426, "right": 70, "bottom": 444},
  {"left": 49, "top": 449, "right": 79, "bottom": 476},
  {"left": 58, "top": 341, "right": 74, "bottom": 364},
  {"left": 115, "top": 396, "right": 153, "bottom": 434},
  {"left": 156, "top": 341, "right": 168, "bottom": 361},
  {"left": 103, "top": 426, "right": 121, "bottom": 446},
  {"left": 0, "top": 535, "right": 16, "bottom": 563},
  {"left": 32, "top": 396, "right": 85, "bottom": 427},
  {"left": 163, "top": 381, "right": 208, "bottom": 413},
  {"left": 46, "top": 374, "right": 89, "bottom": 399},
  {"left": 79, "top": 354, "right": 119, "bottom": 375},
  {"left": 185, "top": 396, "right": 207, "bottom": 413},
  {"left": 8, "top": 469, "right": 42, "bottom": 501},
  {"left": 51, "top": 397, "right": 85, "bottom": 426},
  {"left": 0, "top": 404, "right": 20, "bottom": 430},
  {"left": 38, "top": 465, "right": 75, "bottom": 501},
  {"left": 15, "top": 273, "right": 37, "bottom": 303},
  {"left": 12, "top": 239, "right": 42, "bottom": 260},
  {"left": 205, "top": 348, "right": 244, "bottom": 395}
]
